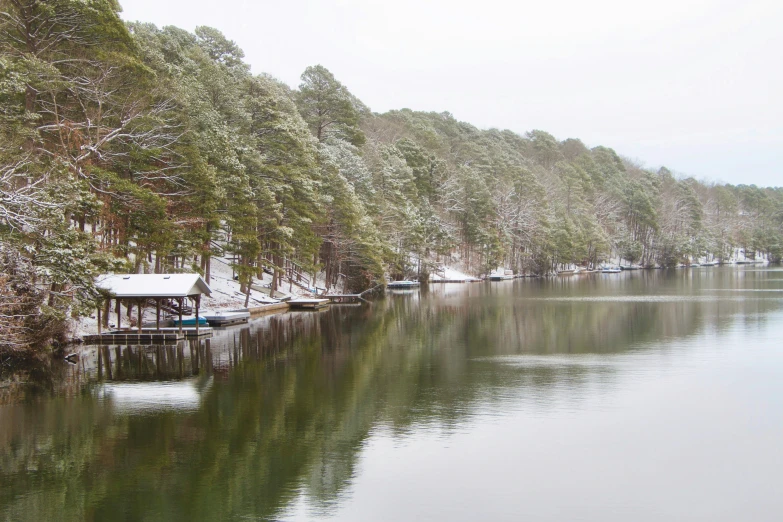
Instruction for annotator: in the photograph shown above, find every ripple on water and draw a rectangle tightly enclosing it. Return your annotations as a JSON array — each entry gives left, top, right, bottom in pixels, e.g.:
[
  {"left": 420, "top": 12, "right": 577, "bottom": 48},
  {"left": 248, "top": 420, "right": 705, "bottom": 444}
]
[
  {"left": 706, "top": 288, "right": 783, "bottom": 292},
  {"left": 518, "top": 295, "right": 782, "bottom": 303},
  {"left": 472, "top": 354, "right": 620, "bottom": 367}
]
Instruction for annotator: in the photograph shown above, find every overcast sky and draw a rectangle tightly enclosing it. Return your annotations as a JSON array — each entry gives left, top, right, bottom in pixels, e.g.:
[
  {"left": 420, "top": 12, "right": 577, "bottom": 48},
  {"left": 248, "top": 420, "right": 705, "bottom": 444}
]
[{"left": 120, "top": 0, "right": 782, "bottom": 187}]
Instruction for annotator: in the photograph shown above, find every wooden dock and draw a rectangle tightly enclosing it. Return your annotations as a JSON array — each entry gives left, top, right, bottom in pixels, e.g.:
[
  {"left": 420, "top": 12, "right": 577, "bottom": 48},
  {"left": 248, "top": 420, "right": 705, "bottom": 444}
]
[
  {"left": 288, "top": 298, "right": 330, "bottom": 310},
  {"left": 247, "top": 302, "right": 289, "bottom": 317},
  {"left": 84, "top": 327, "right": 212, "bottom": 345},
  {"left": 84, "top": 332, "right": 184, "bottom": 345},
  {"left": 324, "top": 294, "right": 363, "bottom": 304},
  {"left": 428, "top": 279, "right": 482, "bottom": 283}
]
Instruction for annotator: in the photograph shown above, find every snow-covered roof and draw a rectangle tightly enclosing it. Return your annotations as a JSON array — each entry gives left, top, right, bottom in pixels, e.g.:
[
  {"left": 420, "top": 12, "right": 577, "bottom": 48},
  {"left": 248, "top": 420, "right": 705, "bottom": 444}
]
[{"left": 96, "top": 274, "right": 211, "bottom": 298}]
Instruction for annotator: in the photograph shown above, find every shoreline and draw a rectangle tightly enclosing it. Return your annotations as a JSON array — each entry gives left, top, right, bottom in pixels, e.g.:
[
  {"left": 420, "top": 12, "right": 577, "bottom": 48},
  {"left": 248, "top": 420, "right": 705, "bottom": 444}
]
[
  {"left": 247, "top": 301, "right": 290, "bottom": 317},
  {"left": 1, "top": 301, "right": 296, "bottom": 388}
]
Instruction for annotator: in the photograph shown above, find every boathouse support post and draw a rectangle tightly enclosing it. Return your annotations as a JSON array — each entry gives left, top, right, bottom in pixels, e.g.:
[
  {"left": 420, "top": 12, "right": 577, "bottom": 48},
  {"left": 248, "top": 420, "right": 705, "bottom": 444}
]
[
  {"left": 177, "top": 298, "right": 183, "bottom": 335},
  {"left": 156, "top": 299, "right": 161, "bottom": 330},
  {"left": 116, "top": 298, "right": 121, "bottom": 330},
  {"left": 194, "top": 295, "right": 200, "bottom": 336},
  {"left": 137, "top": 299, "right": 143, "bottom": 333},
  {"left": 97, "top": 304, "right": 102, "bottom": 335},
  {"left": 103, "top": 299, "right": 110, "bottom": 329}
]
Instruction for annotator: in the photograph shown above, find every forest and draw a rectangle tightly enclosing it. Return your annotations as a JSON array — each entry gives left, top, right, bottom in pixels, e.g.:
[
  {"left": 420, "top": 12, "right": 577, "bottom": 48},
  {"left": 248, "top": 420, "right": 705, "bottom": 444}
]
[{"left": 1, "top": 0, "right": 782, "bottom": 355}]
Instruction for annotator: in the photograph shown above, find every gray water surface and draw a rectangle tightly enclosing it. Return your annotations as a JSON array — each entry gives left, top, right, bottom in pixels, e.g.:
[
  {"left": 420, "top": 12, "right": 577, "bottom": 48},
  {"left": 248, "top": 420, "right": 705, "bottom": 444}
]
[{"left": 2, "top": 267, "right": 782, "bottom": 521}]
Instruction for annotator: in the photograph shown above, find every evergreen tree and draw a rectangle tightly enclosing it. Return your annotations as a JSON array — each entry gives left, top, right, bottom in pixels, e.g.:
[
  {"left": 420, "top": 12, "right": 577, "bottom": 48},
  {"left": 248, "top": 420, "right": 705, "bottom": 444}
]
[{"left": 296, "top": 65, "right": 365, "bottom": 146}]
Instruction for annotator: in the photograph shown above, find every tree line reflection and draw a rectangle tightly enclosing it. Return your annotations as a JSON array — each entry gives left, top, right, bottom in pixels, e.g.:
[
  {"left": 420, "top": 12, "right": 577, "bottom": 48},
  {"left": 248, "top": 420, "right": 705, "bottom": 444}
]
[{"left": 1, "top": 271, "right": 781, "bottom": 521}]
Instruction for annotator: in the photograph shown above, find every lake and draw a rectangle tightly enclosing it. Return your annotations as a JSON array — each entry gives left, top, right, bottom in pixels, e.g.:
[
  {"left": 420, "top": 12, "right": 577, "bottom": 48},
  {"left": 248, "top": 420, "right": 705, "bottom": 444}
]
[{"left": 2, "top": 267, "right": 782, "bottom": 521}]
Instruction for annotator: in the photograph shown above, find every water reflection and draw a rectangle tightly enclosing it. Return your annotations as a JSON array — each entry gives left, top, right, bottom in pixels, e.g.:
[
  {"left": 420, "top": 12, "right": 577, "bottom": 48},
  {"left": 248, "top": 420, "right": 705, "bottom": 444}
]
[
  {"left": 1, "top": 268, "right": 782, "bottom": 521},
  {"left": 96, "top": 379, "right": 212, "bottom": 414}
]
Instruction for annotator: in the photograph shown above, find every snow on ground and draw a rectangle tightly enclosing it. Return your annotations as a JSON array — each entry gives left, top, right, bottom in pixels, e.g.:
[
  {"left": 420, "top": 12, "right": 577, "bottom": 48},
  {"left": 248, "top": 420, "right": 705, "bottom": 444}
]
[
  {"left": 204, "top": 256, "right": 283, "bottom": 310},
  {"left": 73, "top": 315, "right": 100, "bottom": 340},
  {"left": 71, "top": 253, "right": 325, "bottom": 339},
  {"left": 429, "top": 267, "right": 479, "bottom": 281},
  {"left": 198, "top": 254, "right": 328, "bottom": 311}
]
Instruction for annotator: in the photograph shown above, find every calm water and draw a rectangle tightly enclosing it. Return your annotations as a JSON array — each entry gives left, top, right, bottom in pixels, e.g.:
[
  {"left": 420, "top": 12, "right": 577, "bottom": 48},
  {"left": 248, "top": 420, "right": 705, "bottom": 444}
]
[{"left": 2, "top": 268, "right": 783, "bottom": 521}]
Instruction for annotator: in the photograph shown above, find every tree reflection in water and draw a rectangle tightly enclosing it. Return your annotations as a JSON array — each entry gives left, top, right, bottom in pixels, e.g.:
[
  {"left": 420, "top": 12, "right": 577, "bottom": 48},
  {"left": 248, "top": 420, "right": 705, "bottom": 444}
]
[{"left": 1, "top": 269, "right": 781, "bottom": 521}]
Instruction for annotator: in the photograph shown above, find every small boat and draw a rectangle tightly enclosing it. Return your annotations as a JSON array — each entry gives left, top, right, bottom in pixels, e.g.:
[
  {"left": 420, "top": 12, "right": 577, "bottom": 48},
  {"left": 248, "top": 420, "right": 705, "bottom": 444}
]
[
  {"left": 557, "top": 269, "right": 575, "bottom": 275},
  {"left": 174, "top": 315, "right": 208, "bottom": 326},
  {"left": 488, "top": 274, "right": 513, "bottom": 281},
  {"left": 203, "top": 310, "right": 250, "bottom": 326},
  {"left": 489, "top": 269, "right": 515, "bottom": 281},
  {"left": 600, "top": 266, "right": 621, "bottom": 273},
  {"left": 387, "top": 280, "right": 420, "bottom": 289},
  {"left": 619, "top": 265, "right": 640, "bottom": 270}
]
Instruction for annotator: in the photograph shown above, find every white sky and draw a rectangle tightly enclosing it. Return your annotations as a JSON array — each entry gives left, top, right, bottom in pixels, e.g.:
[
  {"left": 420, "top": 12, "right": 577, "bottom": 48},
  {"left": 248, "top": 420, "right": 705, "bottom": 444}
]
[{"left": 120, "top": 0, "right": 782, "bottom": 187}]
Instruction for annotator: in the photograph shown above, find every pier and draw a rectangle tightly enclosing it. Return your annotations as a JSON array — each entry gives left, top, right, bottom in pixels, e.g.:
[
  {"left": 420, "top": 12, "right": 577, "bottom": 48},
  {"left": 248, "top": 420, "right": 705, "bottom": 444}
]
[
  {"left": 84, "top": 327, "right": 213, "bottom": 345},
  {"left": 324, "top": 294, "right": 362, "bottom": 304},
  {"left": 288, "top": 298, "right": 331, "bottom": 310}
]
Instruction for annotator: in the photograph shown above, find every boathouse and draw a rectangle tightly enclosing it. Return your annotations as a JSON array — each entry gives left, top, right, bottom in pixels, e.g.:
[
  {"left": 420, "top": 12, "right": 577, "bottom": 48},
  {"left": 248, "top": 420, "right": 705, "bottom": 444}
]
[{"left": 93, "top": 273, "right": 211, "bottom": 342}]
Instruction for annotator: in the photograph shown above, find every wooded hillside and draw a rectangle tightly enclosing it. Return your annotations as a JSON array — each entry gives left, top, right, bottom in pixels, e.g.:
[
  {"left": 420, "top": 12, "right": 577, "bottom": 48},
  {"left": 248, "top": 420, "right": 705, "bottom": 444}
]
[{"left": 1, "top": 0, "right": 781, "bottom": 354}]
